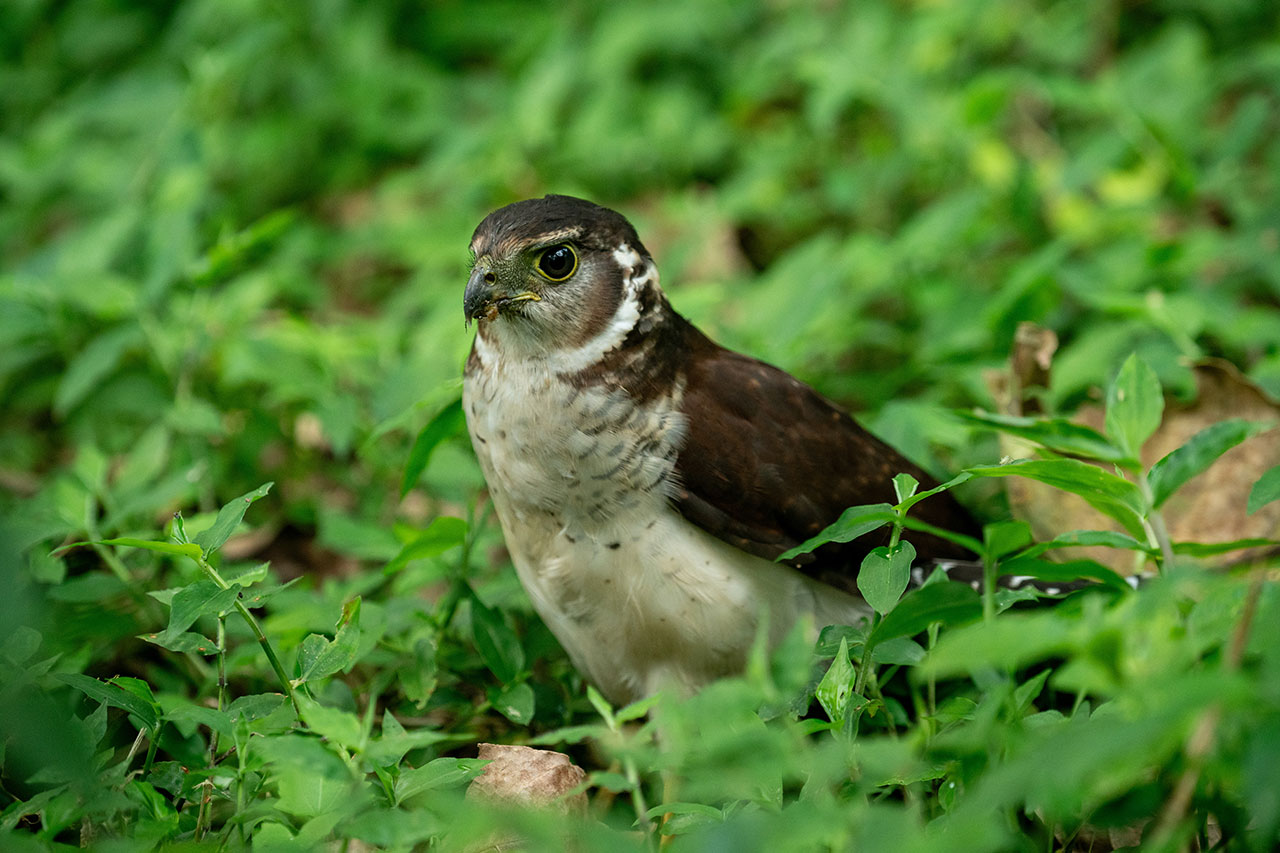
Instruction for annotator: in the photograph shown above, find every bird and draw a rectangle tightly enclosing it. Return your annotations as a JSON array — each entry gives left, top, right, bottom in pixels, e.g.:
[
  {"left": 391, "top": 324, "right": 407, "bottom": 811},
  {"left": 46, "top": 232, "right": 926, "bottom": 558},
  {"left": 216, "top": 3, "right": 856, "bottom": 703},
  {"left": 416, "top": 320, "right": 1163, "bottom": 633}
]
[{"left": 461, "top": 195, "right": 980, "bottom": 705}]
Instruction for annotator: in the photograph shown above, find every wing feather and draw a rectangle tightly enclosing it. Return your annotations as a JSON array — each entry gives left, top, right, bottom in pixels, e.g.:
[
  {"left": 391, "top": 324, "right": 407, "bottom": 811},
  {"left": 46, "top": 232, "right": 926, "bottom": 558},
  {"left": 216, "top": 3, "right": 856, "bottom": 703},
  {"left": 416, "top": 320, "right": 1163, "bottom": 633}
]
[{"left": 671, "top": 319, "right": 977, "bottom": 593}]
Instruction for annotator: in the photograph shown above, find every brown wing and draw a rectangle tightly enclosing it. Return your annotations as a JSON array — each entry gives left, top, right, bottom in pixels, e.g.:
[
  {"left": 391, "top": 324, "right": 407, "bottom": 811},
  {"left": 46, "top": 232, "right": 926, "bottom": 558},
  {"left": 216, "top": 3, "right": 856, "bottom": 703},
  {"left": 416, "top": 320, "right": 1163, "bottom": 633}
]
[{"left": 671, "top": 319, "right": 978, "bottom": 594}]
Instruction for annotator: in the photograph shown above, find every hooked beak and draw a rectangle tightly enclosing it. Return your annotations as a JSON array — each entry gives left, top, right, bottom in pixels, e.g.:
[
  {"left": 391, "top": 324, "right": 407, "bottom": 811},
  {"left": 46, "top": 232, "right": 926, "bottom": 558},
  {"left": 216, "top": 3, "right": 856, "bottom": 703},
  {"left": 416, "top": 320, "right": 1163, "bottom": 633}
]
[{"left": 463, "top": 265, "right": 541, "bottom": 325}]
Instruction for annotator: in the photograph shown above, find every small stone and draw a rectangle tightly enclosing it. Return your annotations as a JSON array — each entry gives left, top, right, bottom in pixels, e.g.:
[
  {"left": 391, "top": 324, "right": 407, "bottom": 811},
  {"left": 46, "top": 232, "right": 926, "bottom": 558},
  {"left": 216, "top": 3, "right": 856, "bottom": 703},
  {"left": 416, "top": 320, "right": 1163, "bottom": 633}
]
[{"left": 466, "top": 744, "right": 588, "bottom": 816}]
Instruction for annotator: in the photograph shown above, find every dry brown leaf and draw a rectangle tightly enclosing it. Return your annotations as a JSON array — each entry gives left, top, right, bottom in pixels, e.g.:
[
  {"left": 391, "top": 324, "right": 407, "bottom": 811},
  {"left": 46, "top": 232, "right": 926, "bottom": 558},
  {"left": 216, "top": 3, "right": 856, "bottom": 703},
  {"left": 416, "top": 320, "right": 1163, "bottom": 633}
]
[{"left": 990, "top": 326, "right": 1280, "bottom": 571}]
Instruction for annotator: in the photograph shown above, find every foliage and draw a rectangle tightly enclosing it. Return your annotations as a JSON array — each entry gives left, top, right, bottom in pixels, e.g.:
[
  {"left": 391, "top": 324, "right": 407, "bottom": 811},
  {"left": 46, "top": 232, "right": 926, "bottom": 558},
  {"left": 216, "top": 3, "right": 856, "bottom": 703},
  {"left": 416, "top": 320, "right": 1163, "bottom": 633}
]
[{"left": 2, "top": 0, "right": 1278, "bottom": 850}]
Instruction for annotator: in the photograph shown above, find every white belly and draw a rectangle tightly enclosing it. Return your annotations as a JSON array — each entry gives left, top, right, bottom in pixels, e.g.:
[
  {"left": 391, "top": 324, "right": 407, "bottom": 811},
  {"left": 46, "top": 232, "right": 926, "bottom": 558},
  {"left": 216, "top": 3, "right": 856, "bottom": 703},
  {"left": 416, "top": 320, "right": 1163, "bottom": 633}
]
[{"left": 463, "top": 352, "right": 867, "bottom": 704}]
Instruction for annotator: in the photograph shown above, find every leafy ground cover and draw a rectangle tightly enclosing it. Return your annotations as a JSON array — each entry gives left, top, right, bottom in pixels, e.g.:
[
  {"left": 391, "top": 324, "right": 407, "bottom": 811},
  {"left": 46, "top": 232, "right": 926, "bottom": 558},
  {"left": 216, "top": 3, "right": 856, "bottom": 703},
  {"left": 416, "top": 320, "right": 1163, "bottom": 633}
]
[{"left": 2, "top": 0, "right": 1279, "bottom": 850}]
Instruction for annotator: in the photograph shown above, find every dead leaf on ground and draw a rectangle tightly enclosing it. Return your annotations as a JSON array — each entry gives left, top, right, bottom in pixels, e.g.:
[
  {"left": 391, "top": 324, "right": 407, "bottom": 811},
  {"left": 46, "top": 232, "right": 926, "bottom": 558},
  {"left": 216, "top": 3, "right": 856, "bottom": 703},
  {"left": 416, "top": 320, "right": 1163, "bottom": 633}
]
[{"left": 987, "top": 324, "right": 1279, "bottom": 571}]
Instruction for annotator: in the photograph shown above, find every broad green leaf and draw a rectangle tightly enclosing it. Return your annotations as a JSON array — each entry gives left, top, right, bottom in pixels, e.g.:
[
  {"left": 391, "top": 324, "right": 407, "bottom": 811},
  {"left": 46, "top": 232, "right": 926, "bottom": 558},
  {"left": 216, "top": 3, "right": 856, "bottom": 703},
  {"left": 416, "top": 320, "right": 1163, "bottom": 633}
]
[
  {"left": 470, "top": 593, "right": 524, "bottom": 683},
  {"left": 401, "top": 398, "right": 466, "bottom": 497},
  {"left": 998, "top": 556, "right": 1132, "bottom": 592},
  {"left": 778, "top": 503, "right": 894, "bottom": 561},
  {"left": 56, "top": 673, "right": 160, "bottom": 731},
  {"left": 983, "top": 520, "right": 1032, "bottom": 561},
  {"left": 343, "top": 807, "right": 438, "bottom": 847},
  {"left": 1147, "top": 419, "right": 1272, "bottom": 507},
  {"left": 228, "top": 694, "right": 288, "bottom": 724},
  {"left": 871, "top": 635, "right": 926, "bottom": 665},
  {"left": 815, "top": 636, "right": 856, "bottom": 726},
  {"left": 109, "top": 676, "right": 158, "bottom": 709},
  {"left": 365, "top": 715, "right": 453, "bottom": 767},
  {"left": 193, "top": 482, "right": 274, "bottom": 554},
  {"left": 1248, "top": 464, "right": 1280, "bottom": 515},
  {"left": 919, "top": 610, "right": 1075, "bottom": 678},
  {"left": 956, "top": 411, "right": 1127, "bottom": 462},
  {"left": 965, "top": 459, "right": 1147, "bottom": 539},
  {"left": 274, "top": 766, "right": 349, "bottom": 819},
  {"left": 394, "top": 758, "right": 489, "bottom": 805},
  {"left": 162, "top": 580, "right": 239, "bottom": 642},
  {"left": 295, "top": 597, "right": 362, "bottom": 684},
  {"left": 1104, "top": 354, "right": 1163, "bottom": 463},
  {"left": 383, "top": 516, "right": 468, "bottom": 575},
  {"left": 164, "top": 703, "right": 233, "bottom": 738},
  {"left": 870, "top": 581, "right": 982, "bottom": 646},
  {"left": 492, "top": 681, "right": 535, "bottom": 724},
  {"left": 857, "top": 542, "right": 915, "bottom": 615},
  {"left": 298, "top": 697, "right": 364, "bottom": 751}
]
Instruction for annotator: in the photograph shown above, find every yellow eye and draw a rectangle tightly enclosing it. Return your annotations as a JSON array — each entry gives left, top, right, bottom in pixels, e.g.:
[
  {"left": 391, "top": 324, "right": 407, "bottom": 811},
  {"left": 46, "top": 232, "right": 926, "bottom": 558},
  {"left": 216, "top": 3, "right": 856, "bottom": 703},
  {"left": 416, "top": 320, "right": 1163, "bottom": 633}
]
[{"left": 536, "top": 244, "right": 578, "bottom": 281}]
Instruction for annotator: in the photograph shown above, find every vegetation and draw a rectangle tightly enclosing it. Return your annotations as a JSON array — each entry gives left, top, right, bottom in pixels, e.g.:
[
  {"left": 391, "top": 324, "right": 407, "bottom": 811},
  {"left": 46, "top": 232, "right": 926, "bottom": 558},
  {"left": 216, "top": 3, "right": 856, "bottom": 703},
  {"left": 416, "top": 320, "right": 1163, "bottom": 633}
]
[{"left": 2, "top": 0, "right": 1278, "bottom": 849}]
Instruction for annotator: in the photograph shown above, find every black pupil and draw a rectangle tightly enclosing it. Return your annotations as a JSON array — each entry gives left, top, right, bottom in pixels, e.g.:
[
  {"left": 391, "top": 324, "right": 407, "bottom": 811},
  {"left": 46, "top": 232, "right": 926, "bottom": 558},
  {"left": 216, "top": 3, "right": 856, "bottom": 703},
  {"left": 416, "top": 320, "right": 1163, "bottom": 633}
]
[{"left": 540, "top": 246, "right": 574, "bottom": 278}]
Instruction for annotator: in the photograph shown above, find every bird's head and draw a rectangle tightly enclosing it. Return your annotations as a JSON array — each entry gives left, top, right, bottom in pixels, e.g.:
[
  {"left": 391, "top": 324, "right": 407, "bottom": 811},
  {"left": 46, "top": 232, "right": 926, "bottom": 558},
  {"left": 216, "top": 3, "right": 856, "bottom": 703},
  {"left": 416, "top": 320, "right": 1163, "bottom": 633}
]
[{"left": 464, "top": 195, "right": 656, "bottom": 356}]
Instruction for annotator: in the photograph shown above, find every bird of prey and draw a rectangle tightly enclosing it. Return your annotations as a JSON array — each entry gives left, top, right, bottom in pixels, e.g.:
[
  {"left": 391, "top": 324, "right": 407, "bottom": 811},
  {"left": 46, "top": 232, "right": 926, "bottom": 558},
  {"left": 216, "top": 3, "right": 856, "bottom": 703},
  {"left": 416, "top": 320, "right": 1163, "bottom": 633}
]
[{"left": 462, "top": 195, "right": 978, "bottom": 704}]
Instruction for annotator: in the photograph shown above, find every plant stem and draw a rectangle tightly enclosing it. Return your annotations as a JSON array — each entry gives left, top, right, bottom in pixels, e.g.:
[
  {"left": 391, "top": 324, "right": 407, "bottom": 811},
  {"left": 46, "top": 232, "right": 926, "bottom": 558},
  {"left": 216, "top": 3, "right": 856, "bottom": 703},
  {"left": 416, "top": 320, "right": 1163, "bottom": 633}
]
[
  {"left": 1136, "top": 471, "right": 1175, "bottom": 571},
  {"left": 196, "top": 553, "right": 300, "bottom": 717}
]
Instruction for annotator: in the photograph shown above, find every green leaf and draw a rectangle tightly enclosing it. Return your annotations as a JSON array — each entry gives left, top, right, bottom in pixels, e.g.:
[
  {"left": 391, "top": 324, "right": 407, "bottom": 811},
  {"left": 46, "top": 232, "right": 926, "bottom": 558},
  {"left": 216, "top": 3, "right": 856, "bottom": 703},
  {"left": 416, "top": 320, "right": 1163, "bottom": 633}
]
[
  {"left": 470, "top": 593, "right": 524, "bottom": 684},
  {"left": 1248, "top": 464, "right": 1280, "bottom": 515},
  {"left": 982, "top": 520, "right": 1033, "bottom": 561},
  {"left": 1019, "top": 529, "right": 1153, "bottom": 559},
  {"left": 956, "top": 411, "right": 1127, "bottom": 462},
  {"left": 998, "top": 556, "right": 1132, "bottom": 592},
  {"left": 615, "top": 693, "right": 664, "bottom": 724},
  {"left": 394, "top": 758, "right": 489, "bottom": 805},
  {"left": 870, "top": 581, "right": 982, "bottom": 646},
  {"left": 365, "top": 713, "right": 453, "bottom": 767},
  {"left": 401, "top": 399, "right": 466, "bottom": 497},
  {"left": 815, "top": 637, "right": 856, "bottom": 726},
  {"left": 857, "top": 542, "right": 915, "bottom": 615},
  {"left": 295, "top": 597, "right": 362, "bottom": 684},
  {"left": 1104, "top": 354, "right": 1163, "bottom": 462},
  {"left": 965, "top": 458, "right": 1147, "bottom": 539},
  {"left": 95, "top": 538, "right": 205, "bottom": 560},
  {"left": 161, "top": 580, "right": 239, "bottom": 643},
  {"left": 1148, "top": 419, "right": 1272, "bottom": 507},
  {"left": 898, "top": 472, "right": 973, "bottom": 514},
  {"left": 919, "top": 611, "right": 1075, "bottom": 678},
  {"left": 492, "top": 682, "right": 535, "bottom": 725},
  {"left": 1171, "top": 538, "right": 1278, "bottom": 558},
  {"left": 343, "top": 807, "right": 438, "bottom": 847},
  {"left": 872, "top": 636, "right": 926, "bottom": 665},
  {"left": 893, "top": 473, "right": 919, "bottom": 503},
  {"left": 164, "top": 703, "right": 233, "bottom": 738},
  {"left": 383, "top": 516, "right": 468, "bottom": 575},
  {"left": 778, "top": 503, "right": 895, "bottom": 561},
  {"left": 193, "top": 482, "right": 274, "bottom": 554},
  {"left": 56, "top": 673, "right": 159, "bottom": 731},
  {"left": 298, "top": 697, "right": 365, "bottom": 751}
]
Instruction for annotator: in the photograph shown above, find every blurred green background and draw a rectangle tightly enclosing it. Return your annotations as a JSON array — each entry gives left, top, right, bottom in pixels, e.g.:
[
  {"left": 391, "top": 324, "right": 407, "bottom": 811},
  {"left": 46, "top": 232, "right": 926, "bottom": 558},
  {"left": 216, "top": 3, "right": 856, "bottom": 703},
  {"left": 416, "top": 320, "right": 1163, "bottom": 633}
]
[
  {"left": 3, "top": 0, "right": 1279, "bottom": 682},
  {"left": 2, "top": 1, "right": 1279, "bottom": 846}
]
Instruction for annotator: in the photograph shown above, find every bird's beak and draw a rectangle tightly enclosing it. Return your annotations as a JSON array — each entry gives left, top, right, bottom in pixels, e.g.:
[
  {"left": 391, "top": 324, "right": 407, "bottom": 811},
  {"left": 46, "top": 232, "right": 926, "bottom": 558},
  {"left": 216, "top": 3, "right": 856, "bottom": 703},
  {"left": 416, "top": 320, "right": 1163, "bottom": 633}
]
[{"left": 464, "top": 265, "right": 541, "bottom": 326}]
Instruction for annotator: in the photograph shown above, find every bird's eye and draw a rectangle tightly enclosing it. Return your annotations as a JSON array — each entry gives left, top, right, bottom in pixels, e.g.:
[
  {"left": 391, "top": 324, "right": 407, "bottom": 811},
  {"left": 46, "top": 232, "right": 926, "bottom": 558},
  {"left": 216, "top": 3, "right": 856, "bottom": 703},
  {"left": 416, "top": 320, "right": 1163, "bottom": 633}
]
[{"left": 536, "top": 244, "right": 578, "bottom": 281}]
